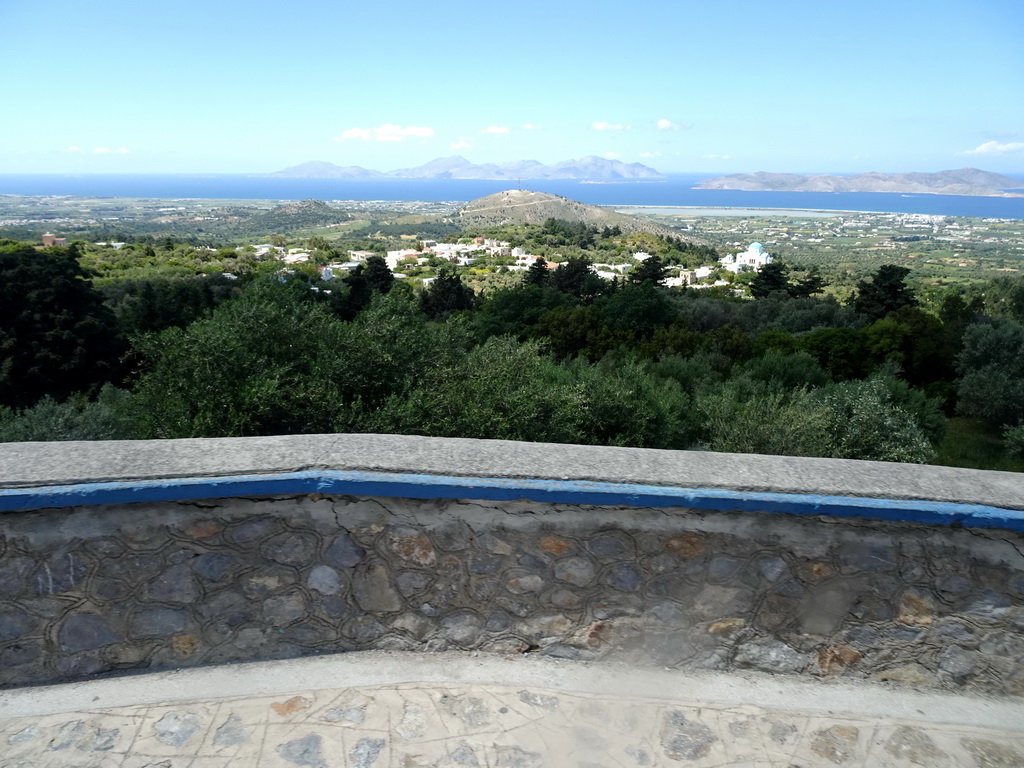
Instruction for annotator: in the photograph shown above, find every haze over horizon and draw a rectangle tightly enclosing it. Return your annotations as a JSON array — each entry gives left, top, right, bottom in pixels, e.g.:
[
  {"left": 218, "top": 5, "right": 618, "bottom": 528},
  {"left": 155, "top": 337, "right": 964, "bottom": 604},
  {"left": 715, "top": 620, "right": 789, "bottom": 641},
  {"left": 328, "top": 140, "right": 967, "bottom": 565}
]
[{"left": 1, "top": 0, "right": 1022, "bottom": 176}]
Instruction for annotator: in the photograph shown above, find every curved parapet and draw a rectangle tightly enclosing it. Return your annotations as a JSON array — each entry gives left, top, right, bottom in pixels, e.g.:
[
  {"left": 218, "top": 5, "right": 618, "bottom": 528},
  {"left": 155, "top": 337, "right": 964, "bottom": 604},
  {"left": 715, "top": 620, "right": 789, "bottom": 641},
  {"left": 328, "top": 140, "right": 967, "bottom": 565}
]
[{"left": 1, "top": 435, "right": 1022, "bottom": 694}]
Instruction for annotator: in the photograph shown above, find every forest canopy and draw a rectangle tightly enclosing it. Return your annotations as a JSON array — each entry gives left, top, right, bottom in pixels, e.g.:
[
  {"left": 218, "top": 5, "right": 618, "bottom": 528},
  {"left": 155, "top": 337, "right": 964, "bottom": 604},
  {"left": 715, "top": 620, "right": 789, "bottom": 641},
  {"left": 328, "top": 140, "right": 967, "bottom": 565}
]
[{"left": 3, "top": 231, "right": 1024, "bottom": 471}]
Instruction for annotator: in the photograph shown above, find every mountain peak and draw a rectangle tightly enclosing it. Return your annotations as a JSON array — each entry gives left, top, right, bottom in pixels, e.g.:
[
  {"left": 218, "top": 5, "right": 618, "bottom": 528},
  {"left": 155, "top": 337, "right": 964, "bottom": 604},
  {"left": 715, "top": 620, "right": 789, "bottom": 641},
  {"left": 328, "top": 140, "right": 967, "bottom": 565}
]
[{"left": 270, "top": 156, "right": 664, "bottom": 181}]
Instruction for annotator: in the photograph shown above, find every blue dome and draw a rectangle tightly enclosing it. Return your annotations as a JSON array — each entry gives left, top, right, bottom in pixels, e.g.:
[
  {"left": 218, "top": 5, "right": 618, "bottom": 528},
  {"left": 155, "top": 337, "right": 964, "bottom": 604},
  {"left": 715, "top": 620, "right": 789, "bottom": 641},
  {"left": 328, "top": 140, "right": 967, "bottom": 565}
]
[{"left": 750, "top": 242, "right": 763, "bottom": 250}]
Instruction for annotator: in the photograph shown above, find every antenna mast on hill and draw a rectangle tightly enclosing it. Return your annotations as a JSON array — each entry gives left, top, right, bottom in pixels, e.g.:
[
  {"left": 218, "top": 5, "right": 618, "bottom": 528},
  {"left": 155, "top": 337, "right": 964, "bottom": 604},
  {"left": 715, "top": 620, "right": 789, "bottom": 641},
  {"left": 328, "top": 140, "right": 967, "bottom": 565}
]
[{"left": 518, "top": 177, "right": 522, "bottom": 191}]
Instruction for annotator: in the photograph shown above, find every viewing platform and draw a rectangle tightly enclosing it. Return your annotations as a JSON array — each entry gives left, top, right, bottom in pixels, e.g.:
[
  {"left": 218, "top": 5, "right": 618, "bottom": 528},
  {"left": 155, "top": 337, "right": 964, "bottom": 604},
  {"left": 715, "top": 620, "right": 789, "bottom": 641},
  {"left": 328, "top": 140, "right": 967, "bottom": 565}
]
[{"left": 1, "top": 435, "right": 1022, "bottom": 765}]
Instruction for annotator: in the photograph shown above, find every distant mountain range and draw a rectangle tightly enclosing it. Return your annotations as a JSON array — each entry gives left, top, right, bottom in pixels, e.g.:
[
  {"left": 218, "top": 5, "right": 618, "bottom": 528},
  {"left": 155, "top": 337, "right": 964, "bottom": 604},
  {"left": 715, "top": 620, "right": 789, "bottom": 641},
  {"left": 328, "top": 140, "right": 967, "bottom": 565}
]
[
  {"left": 269, "top": 156, "right": 664, "bottom": 181},
  {"left": 697, "top": 168, "right": 1022, "bottom": 197}
]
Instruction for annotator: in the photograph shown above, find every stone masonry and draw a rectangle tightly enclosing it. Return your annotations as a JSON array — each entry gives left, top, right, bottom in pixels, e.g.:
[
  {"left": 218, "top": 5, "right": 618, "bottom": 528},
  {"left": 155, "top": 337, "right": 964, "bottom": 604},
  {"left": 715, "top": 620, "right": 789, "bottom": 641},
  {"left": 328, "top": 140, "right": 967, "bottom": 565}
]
[{"left": 1, "top": 493, "right": 1022, "bottom": 694}]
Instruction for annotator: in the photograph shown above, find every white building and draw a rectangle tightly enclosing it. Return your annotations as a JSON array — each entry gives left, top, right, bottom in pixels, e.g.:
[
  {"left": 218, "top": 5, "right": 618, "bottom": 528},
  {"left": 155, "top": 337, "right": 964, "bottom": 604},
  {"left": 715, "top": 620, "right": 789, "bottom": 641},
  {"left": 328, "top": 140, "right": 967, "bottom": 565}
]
[{"left": 719, "top": 242, "right": 773, "bottom": 274}]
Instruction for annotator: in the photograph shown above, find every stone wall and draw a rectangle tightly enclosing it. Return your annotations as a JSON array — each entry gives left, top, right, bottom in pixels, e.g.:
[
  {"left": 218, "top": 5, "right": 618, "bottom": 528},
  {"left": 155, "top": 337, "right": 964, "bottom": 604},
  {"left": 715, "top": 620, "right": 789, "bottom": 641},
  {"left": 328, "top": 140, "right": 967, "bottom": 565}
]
[{"left": 2, "top": 490, "right": 1023, "bottom": 694}]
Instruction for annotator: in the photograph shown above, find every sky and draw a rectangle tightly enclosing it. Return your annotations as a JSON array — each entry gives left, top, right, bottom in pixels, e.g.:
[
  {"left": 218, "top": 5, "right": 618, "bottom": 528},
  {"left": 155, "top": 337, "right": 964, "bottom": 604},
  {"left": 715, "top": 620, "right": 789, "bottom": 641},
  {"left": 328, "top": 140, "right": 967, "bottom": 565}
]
[{"left": 1, "top": 0, "right": 1022, "bottom": 175}]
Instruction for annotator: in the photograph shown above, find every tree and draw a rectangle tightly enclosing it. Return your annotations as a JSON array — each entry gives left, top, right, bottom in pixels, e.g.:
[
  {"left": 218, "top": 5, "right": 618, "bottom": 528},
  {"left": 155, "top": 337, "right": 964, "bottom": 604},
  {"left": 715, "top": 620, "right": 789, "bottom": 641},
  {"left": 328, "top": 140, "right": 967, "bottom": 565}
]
[
  {"left": 748, "top": 262, "right": 791, "bottom": 298},
  {"left": 524, "top": 257, "right": 549, "bottom": 287},
  {"left": 362, "top": 254, "right": 394, "bottom": 294},
  {"left": 551, "top": 256, "right": 602, "bottom": 299},
  {"left": 630, "top": 254, "right": 668, "bottom": 286},
  {"left": 955, "top": 318, "right": 1024, "bottom": 426},
  {"left": 421, "top": 265, "right": 475, "bottom": 319},
  {"left": 792, "top": 266, "right": 826, "bottom": 298},
  {"left": 0, "top": 243, "right": 124, "bottom": 408},
  {"left": 853, "top": 264, "right": 916, "bottom": 321}
]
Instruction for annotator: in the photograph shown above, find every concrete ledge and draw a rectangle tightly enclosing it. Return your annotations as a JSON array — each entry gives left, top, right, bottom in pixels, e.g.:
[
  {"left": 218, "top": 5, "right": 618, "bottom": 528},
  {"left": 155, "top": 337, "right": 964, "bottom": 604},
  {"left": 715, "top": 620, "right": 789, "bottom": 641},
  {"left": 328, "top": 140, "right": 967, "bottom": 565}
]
[
  {"left": 2, "top": 651, "right": 1022, "bottom": 732},
  {"left": 1, "top": 433, "right": 1024, "bottom": 507}
]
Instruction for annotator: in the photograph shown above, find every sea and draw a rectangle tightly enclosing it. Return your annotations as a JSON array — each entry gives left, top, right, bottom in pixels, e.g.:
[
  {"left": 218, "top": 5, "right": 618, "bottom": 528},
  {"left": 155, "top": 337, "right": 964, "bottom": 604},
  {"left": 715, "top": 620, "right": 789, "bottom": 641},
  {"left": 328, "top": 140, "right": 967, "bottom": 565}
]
[{"left": 2, "top": 173, "right": 1024, "bottom": 219}]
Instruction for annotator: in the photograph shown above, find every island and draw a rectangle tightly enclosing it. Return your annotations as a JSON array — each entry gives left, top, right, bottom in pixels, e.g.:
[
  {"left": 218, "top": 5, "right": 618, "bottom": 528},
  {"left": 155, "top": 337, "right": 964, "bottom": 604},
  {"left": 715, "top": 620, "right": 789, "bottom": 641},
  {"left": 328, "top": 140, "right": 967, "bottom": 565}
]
[{"left": 697, "top": 168, "right": 1022, "bottom": 197}]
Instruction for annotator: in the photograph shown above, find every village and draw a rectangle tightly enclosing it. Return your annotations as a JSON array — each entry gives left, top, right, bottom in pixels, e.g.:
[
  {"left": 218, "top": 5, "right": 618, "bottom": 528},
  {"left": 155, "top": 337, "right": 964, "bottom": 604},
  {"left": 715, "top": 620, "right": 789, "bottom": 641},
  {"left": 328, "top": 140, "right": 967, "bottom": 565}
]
[{"left": 259, "top": 237, "right": 775, "bottom": 289}]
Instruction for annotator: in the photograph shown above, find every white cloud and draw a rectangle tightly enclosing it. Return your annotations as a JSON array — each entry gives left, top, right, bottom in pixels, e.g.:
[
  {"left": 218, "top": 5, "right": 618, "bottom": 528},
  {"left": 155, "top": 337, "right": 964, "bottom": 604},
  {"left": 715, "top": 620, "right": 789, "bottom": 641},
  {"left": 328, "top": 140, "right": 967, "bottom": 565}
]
[
  {"left": 960, "top": 140, "right": 1024, "bottom": 155},
  {"left": 604, "top": 152, "right": 620, "bottom": 159},
  {"left": 337, "top": 127, "right": 372, "bottom": 141},
  {"left": 93, "top": 147, "right": 113, "bottom": 154},
  {"left": 451, "top": 139, "right": 472, "bottom": 149},
  {"left": 116, "top": 147, "right": 130, "bottom": 154},
  {"left": 639, "top": 151, "right": 662, "bottom": 158},
  {"left": 702, "top": 153, "right": 731, "bottom": 160},
  {"left": 657, "top": 119, "right": 692, "bottom": 131},
  {"left": 334, "top": 124, "right": 435, "bottom": 142},
  {"left": 479, "top": 126, "right": 510, "bottom": 134},
  {"left": 67, "top": 146, "right": 80, "bottom": 152},
  {"left": 522, "top": 123, "right": 541, "bottom": 131},
  {"left": 592, "top": 121, "right": 629, "bottom": 131}
]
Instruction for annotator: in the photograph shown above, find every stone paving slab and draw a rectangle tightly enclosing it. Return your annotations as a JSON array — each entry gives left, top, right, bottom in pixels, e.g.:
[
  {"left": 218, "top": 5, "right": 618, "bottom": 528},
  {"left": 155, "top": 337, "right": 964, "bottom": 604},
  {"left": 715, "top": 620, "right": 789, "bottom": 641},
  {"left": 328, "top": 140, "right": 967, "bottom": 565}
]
[
  {"left": 3, "top": 680, "right": 1024, "bottom": 767},
  {"left": 1, "top": 652, "right": 1023, "bottom": 767}
]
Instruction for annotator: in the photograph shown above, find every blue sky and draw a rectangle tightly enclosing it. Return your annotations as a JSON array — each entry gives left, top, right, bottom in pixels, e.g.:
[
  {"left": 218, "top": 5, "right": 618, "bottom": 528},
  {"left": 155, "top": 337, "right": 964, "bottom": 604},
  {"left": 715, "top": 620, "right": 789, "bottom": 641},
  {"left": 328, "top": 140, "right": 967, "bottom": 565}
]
[{"left": 2, "top": 0, "right": 1022, "bottom": 174}]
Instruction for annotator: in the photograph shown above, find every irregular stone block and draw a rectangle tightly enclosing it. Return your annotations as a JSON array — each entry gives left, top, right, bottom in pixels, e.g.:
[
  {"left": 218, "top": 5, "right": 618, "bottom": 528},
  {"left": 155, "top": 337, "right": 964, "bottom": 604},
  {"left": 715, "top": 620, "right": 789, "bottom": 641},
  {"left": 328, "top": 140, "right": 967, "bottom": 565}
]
[
  {"left": 938, "top": 644, "right": 980, "bottom": 685},
  {"left": 192, "top": 553, "right": 237, "bottom": 581},
  {"left": 241, "top": 567, "right": 297, "bottom": 600},
  {"left": 666, "top": 535, "right": 705, "bottom": 558},
  {"left": 837, "top": 542, "right": 895, "bottom": 573},
  {"left": 553, "top": 556, "right": 596, "bottom": 587},
  {"left": 306, "top": 565, "right": 342, "bottom": 595},
  {"left": 395, "top": 570, "right": 432, "bottom": 596},
  {"left": 845, "top": 625, "right": 881, "bottom": 648},
  {"left": 884, "top": 725, "right": 947, "bottom": 765},
  {"left": 0, "top": 557, "right": 34, "bottom": 596},
  {"left": 440, "top": 611, "right": 483, "bottom": 646},
  {"left": 263, "top": 591, "right": 308, "bottom": 627},
  {"left": 324, "top": 531, "right": 365, "bottom": 568},
  {"left": 898, "top": 590, "right": 935, "bottom": 626},
  {"left": 659, "top": 710, "right": 717, "bottom": 761},
  {"left": 144, "top": 564, "right": 197, "bottom": 604},
  {"left": 263, "top": 532, "right": 318, "bottom": 567},
  {"left": 351, "top": 562, "right": 401, "bottom": 613},
  {"left": 226, "top": 518, "right": 279, "bottom": 545},
  {"left": 758, "top": 556, "right": 788, "bottom": 582},
  {"left": 130, "top": 607, "right": 187, "bottom": 637},
  {"left": 605, "top": 563, "right": 643, "bottom": 592},
  {"left": 587, "top": 533, "right": 630, "bottom": 559},
  {"left": 34, "top": 552, "right": 88, "bottom": 595},
  {"left": 800, "top": 583, "right": 857, "bottom": 635},
  {"left": 468, "top": 553, "right": 503, "bottom": 574},
  {"left": 734, "top": 639, "right": 808, "bottom": 674},
  {"left": 505, "top": 572, "right": 544, "bottom": 595},
  {"left": 0, "top": 610, "right": 33, "bottom": 642},
  {"left": 707, "top": 556, "right": 741, "bottom": 582},
  {"left": 539, "top": 536, "right": 573, "bottom": 556},
  {"left": 58, "top": 614, "right": 122, "bottom": 652},
  {"left": 388, "top": 528, "right": 436, "bottom": 567},
  {"left": 811, "top": 725, "right": 860, "bottom": 764},
  {"left": 154, "top": 711, "right": 202, "bottom": 747},
  {"left": 84, "top": 538, "right": 125, "bottom": 558}
]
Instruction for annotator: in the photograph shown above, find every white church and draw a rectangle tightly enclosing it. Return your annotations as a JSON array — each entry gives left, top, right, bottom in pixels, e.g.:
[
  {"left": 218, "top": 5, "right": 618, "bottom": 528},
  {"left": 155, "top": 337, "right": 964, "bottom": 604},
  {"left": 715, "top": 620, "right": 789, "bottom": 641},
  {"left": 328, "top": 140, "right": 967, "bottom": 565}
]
[{"left": 719, "top": 242, "right": 773, "bottom": 274}]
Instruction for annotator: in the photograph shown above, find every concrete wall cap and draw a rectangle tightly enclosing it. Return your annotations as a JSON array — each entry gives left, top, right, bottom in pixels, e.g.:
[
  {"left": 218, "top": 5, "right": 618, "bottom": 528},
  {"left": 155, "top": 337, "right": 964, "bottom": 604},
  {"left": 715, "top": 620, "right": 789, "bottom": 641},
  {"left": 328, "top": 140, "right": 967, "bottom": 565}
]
[{"left": 1, "top": 434, "right": 1022, "bottom": 510}]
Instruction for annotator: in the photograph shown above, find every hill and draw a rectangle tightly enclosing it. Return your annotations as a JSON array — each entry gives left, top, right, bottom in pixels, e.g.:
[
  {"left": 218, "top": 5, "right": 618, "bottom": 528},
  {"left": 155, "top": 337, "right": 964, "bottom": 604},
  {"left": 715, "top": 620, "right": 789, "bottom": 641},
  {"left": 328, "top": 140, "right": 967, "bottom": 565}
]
[
  {"left": 698, "top": 168, "right": 1023, "bottom": 197},
  {"left": 244, "top": 199, "right": 353, "bottom": 231},
  {"left": 270, "top": 156, "right": 664, "bottom": 181},
  {"left": 455, "top": 189, "right": 693, "bottom": 238},
  {"left": 268, "top": 161, "right": 383, "bottom": 179}
]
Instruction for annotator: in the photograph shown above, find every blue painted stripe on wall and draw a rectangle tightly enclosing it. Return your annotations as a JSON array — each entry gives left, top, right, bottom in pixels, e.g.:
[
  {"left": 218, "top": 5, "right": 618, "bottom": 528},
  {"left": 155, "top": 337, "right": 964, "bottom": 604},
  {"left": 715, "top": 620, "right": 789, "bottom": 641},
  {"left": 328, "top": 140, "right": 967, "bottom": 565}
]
[{"left": 1, "top": 469, "right": 1022, "bottom": 531}]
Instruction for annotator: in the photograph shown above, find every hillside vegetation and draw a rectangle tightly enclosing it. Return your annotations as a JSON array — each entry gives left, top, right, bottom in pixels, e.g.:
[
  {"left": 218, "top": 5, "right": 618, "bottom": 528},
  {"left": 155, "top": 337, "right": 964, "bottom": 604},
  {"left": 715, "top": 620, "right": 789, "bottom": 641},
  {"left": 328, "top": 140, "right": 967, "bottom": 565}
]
[{"left": 456, "top": 190, "right": 693, "bottom": 240}]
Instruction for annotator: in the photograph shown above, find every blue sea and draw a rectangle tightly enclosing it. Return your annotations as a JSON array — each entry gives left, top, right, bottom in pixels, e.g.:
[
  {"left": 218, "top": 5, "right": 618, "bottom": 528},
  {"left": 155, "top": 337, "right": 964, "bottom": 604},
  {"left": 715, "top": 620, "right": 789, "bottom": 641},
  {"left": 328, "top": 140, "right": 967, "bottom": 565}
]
[{"left": 2, "top": 173, "right": 1023, "bottom": 219}]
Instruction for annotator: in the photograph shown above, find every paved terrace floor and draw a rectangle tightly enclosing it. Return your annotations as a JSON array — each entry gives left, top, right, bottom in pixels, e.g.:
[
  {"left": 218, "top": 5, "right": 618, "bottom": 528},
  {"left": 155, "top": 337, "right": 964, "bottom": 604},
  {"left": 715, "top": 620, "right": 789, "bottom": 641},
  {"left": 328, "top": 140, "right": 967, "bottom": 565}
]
[{"left": 1, "top": 651, "right": 1022, "bottom": 768}]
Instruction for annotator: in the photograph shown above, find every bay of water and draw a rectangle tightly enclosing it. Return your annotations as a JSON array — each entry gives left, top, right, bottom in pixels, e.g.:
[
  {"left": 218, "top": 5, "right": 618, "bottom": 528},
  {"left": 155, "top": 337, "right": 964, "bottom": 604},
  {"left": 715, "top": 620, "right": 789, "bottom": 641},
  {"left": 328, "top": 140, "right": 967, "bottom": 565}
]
[{"left": 2, "top": 173, "right": 1023, "bottom": 219}]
